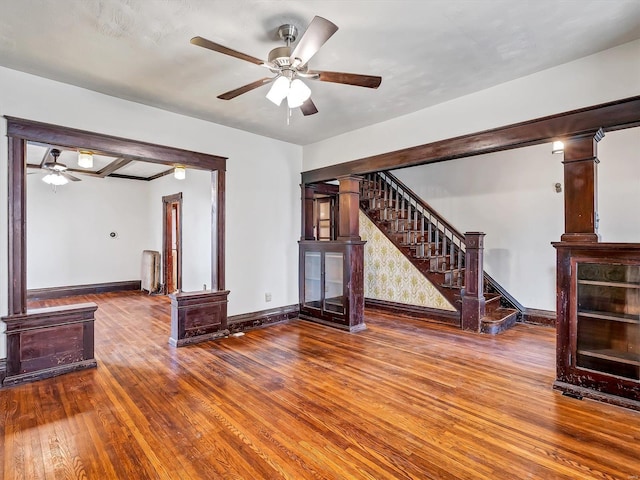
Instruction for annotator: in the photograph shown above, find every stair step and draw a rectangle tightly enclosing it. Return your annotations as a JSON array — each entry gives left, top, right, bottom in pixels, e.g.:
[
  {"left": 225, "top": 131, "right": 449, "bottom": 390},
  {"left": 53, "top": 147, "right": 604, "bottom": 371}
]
[{"left": 480, "top": 308, "right": 519, "bottom": 335}]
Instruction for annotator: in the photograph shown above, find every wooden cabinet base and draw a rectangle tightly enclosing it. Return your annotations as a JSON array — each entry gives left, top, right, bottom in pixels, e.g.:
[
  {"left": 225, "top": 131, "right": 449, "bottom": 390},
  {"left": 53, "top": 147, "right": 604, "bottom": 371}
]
[
  {"left": 299, "top": 314, "right": 367, "bottom": 333},
  {"left": 169, "top": 290, "right": 230, "bottom": 347},
  {"left": 553, "top": 381, "right": 640, "bottom": 412},
  {"left": 2, "top": 303, "right": 98, "bottom": 387}
]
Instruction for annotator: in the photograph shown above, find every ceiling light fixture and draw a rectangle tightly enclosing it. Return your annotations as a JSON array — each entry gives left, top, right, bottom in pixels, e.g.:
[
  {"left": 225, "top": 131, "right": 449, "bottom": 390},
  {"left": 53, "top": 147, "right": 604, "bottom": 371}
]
[
  {"left": 174, "top": 166, "right": 186, "bottom": 180},
  {"left": 78, "top": 151, "right": 93, "bottom": 168},
  {"left": 552, "top": 141, "right": 564, "bottom": 154},
  {"left": 42, "top": 172, "right": 69, "bottom": 186},
  {"left": 266, "top": 75, "right": 312, "bottom": 108}
]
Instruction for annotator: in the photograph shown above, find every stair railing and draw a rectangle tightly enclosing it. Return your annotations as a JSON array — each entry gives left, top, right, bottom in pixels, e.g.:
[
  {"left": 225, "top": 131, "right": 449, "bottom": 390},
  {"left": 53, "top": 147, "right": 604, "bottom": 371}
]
[{"left": 361, "top": 171, "right": 466, "bottom": 286}]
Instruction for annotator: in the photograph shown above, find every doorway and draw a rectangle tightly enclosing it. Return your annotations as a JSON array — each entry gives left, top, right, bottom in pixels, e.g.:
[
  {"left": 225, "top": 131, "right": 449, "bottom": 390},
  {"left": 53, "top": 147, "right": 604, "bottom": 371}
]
[{"left": 163, "top": 193, "right": 183, "bottom": 294}]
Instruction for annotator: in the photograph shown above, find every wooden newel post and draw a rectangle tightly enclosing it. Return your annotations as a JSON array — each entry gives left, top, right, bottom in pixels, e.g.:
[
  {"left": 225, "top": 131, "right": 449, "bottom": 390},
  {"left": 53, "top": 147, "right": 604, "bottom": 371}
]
[
  {"left": 462, "top": 232, "right": 486, "bottom": 332},
  {"left": 336, "top": 175, "right": 363, "bottom": 241},
  {"left": 301, "top": 184, "right": 316, "bottom": 241},
  {"left": 560, "top": 130, "right": 603, "bottom": 242}
]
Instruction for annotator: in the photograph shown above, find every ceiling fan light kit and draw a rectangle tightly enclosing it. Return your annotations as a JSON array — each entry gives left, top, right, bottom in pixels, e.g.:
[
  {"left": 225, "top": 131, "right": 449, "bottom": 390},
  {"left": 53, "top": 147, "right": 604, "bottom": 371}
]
[
  {"left": 40, "top": 148, "right": 82, "bottom": 187},
  {"left": 190, "top": 15, "right": 381, "bottom": 116},
  {"left": 42, "top": 172, "right": 68, "bottom": 186}
]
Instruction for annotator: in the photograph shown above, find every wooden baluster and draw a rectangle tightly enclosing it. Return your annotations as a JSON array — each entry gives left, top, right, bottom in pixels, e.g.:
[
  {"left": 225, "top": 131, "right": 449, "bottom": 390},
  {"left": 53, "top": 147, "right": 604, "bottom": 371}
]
[
  {"left": 458, "top": 245, "right": 464, "bottom": 286},
  {"left": 442, "top": 235, "right": 448, "bottom": 271},
  {"left": 449, "top": 235, "right": 455, "bottom": 271},
  {"left": 427, "top": 218, "right": 432, "bottom": 258}
]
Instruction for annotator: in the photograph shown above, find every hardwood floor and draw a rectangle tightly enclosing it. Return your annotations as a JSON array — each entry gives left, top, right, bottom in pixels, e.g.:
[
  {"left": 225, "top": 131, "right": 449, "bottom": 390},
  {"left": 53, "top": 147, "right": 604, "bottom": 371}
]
[{"left": 3, "top": 291, "right": 640, "bottom": 479}]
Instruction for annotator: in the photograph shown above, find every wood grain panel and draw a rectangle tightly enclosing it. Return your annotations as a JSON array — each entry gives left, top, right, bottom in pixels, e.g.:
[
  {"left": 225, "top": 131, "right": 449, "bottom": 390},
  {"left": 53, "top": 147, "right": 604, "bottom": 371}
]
[{"left": 4, "top": 291, "right": 639, "bottom": 479}]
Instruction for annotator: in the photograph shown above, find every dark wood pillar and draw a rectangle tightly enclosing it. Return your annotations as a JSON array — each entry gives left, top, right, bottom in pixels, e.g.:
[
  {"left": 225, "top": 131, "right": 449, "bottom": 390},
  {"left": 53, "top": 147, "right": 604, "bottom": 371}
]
[
  {"left": 461, "top": 232, "right": 486, "bottom": 332},
  {"left": 8, "top": 136, "right": 27, "bottom": 315},
  {"left": 336, "top": 175, "right": 362, "bottom": 241},
  {"left": 560, "top": 130, "right": 604, "bottom": 242},
  {"left": 301, "top": 184, "right": 316, "bottom": 241}
]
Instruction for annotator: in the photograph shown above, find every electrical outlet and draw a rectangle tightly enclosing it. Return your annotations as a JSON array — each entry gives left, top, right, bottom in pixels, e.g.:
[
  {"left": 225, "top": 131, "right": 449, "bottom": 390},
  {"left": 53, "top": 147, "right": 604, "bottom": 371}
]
[{"left": 265, "top": 292, "right": 272, "bottom": 302}]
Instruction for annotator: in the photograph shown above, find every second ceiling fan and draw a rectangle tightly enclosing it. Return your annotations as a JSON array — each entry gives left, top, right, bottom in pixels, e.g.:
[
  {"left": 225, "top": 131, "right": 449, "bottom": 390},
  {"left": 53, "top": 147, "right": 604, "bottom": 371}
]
[{"left": 191, "top": 16, "right": 382, "bottom": 116}]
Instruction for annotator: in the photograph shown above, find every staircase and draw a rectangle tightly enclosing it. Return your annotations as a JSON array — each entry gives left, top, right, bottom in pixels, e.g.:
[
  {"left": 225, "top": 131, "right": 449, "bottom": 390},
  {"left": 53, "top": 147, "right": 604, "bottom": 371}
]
[{"left": 360, "top": 171, "right": 520, "bottom": 334}]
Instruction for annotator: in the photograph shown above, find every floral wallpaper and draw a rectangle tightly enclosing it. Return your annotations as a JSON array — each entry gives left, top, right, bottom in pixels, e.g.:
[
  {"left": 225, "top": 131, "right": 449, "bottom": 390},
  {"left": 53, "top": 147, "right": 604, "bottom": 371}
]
[{"left": 359, "top": 211, "right": 456, "bottom": 311}]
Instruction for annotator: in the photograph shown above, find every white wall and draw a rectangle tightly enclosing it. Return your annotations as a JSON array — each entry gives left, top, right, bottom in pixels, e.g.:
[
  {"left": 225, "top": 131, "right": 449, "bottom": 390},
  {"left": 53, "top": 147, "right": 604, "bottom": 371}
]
[
  {"left": 147, "top": 169, "right": 213, "bottom": 292},
  {"left": 304, "top": 40, "right": 640, "bottom": 171},
  {"left": 27, "top": 174, "right": 151, "bottom": 288},
  {"left": 598, "top": 128, "right": 640, "bottom": 242},
  {"left": 0, "top": 66, "right": 302, "bottom": 359}
]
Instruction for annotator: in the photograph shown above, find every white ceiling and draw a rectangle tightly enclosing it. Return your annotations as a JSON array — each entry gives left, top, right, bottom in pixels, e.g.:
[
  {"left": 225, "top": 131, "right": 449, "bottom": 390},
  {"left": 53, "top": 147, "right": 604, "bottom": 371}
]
[{"left": 1, "top": 0, "right": 639, "bottom": 145}]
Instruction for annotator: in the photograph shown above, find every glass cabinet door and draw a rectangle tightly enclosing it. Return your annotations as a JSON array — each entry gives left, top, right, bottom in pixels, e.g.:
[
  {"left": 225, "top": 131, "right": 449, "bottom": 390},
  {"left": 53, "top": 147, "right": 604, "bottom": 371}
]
[
  {"left": 324, "top": 252, "right": 344, "bottom": 314},
  {"left": 304, "top": 252, "right": 322, "bottom": 309},
  {"left": 576, "top": 262, "right": 640, "bottom": 380}
]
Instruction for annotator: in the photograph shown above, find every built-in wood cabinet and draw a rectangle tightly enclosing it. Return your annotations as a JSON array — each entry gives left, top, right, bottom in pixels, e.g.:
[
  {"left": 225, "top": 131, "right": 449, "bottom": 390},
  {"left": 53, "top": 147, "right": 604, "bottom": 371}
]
[
  {"left": 299, "top": 240, "right": 366, "bottom": 332},
  {"left": 553, "top": 242, "right": 640, "bottom": 411}
]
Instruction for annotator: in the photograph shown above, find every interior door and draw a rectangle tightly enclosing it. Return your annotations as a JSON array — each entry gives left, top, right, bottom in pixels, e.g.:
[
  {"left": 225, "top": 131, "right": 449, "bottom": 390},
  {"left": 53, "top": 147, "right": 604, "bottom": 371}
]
[{"left": 163, "top": 193, "right": 183, "bottom": 294}]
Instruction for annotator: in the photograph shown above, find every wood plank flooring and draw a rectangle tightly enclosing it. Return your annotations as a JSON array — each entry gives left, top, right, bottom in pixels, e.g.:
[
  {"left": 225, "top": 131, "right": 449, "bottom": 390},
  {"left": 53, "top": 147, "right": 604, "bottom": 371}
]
[{"left": 2, "top": 291, "right": 640, "bottom": 479}]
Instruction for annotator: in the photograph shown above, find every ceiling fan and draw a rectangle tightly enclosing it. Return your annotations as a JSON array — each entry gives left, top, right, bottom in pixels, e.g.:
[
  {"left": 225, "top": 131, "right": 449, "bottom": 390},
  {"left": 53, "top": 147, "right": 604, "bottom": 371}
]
[
  {"left": 191, "top": 16, "right": 382, "bottom": 116},
  {"left": 40, "top": 149, "right": 82, "bottom": 186}
]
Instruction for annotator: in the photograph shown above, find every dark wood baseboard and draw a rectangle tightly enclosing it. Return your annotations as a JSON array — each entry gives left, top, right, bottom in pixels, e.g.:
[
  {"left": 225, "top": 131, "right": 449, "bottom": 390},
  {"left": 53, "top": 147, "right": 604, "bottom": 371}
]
[
  {"left": 228, "top": 304, "right": 299, "bottom": 334},
  {"left": 27, "top": 280, "right": 142, "bottom": 301},
  {"left": 2, "top": 360, "right": 97, "bottom": 388},
  {"left": 522, "top": 308, "right": 556, "bottom": 326},
  {"left": 298, "top": 314, "right": 367, "bottom": 333},
  {"left": 364, "top": 298, "right": 461, "bottom": 326}
]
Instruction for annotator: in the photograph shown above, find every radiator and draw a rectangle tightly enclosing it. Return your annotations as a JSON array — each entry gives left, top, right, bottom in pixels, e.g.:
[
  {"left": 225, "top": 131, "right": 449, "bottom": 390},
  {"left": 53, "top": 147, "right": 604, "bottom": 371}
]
[{"left": 141, "top": 250, "right": 161, "bottom": 294}]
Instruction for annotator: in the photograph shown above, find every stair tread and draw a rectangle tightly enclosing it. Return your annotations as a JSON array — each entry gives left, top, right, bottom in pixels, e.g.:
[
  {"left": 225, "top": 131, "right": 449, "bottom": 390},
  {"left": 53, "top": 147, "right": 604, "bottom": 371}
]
[{"left": 481, "top": 307, "right": 518, "bottom": 323}]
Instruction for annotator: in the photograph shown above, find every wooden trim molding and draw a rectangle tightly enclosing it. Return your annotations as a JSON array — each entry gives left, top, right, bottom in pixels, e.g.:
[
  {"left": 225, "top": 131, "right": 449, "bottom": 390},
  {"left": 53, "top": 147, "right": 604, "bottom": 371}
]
[
  {"left": 522, "top": 308, "right": 556, "bottom": 327},
  {"left": 364, "top": 298, "right": 460, "bottom": 326},
  {"left": 302, "top": 95, "right": 640, "bottom": 184},
  {"left": 27, "top": 280, "right": 142, "bottom": 301},
  {"left": 228, "top": 304, "right": 299, "bottom": 334},
  {"left": 2, "top": 303, "right": 98, "bottom": 387},
  {"left": 6, "top": 116, "right": 227, "bottom": 171}
]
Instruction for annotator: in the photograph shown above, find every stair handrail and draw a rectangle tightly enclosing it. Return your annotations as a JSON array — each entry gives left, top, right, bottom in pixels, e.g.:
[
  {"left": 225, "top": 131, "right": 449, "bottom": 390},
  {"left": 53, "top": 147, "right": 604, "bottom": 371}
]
[{"left": 379, "top": 170, "right": 466, "bottom": 241}]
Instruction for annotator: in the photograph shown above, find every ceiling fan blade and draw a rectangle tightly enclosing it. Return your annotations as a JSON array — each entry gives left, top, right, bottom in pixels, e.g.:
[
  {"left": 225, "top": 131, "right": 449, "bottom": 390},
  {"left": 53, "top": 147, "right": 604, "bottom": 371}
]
[
  {"left": 61, "top": 171, "right": 81, "bottom": 182},
  {"left": 217, "top": 77, "right": 275, "bottom": 100},
  {"left": 308, "top": 70, "right": 382, "bottom": 89},
  {"left": 300, "top": 98, "right": 318, "bottom": 116},
  {"left": 290, "top": 16, "right": 338, "bottom": 66},
  {"left": 190, "top": 36, "right": 265, "bottom": 65}
]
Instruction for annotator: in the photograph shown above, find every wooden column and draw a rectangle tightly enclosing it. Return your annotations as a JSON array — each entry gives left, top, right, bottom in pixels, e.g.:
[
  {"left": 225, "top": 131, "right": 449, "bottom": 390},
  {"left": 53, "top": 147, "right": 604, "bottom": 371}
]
[
  {"left": 8, "top": 136, "right": 27, "bottom": 315},
  {"left": 560, "top": 130, "right": 604, "bottom": 242},
  {"left": 301, "top": 184, "right": 316, "bottom": 241},
  {"left": 336, "top": 175, "right": 362, "bottom": 241},
  {"left": 461, "top": 232, "right": 486, "bottom": 332}
]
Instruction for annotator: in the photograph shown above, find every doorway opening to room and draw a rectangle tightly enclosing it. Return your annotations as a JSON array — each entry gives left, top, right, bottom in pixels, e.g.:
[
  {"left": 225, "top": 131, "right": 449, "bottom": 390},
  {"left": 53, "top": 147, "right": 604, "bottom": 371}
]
[
  {"left": 163, "top": 193, "right": 183, "bottom": 294},
  {"left": 3, "top": 117, "right": 227, "bottom": 387}
]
